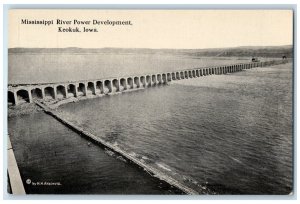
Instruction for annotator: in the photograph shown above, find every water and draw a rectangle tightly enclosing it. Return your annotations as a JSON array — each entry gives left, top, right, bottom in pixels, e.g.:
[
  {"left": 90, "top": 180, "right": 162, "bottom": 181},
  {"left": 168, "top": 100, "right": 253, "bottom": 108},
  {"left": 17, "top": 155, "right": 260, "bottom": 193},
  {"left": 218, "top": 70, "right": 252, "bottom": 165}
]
[
  {"left": 58, "top": 63, "right": 293, "bottom": 194},
  {"left": 8, "top": 53, "right": 250, "bottom": 84},
  {"left": 8, "top": 112, "right": 183, "bottom": 194},
  {"left": 8, "top": 63, "right": 293, "bottom": 194}
]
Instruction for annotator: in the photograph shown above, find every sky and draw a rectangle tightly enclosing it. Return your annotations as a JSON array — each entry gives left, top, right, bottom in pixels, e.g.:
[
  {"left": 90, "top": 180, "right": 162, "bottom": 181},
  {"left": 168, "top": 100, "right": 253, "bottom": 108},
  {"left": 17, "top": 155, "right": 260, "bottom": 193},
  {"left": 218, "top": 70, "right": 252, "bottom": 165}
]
[{"left": 8, "top": 10, "right": 293, "bottom": 49}]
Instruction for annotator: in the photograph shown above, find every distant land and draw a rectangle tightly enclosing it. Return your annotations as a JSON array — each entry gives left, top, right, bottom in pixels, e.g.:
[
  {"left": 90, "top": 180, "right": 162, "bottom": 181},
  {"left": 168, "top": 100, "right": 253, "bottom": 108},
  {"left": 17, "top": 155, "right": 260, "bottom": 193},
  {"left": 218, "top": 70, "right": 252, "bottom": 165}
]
[{"left": 8, "top": 45, "right": 293, "bottom": 58}]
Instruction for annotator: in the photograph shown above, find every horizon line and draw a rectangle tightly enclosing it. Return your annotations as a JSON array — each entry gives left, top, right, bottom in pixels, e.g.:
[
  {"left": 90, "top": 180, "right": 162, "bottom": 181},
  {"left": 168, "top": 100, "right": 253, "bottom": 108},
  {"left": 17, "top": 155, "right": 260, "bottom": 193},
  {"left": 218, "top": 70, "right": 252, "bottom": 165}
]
[{"left": 8, "top": 44, "right": 293, "bottom": 50}]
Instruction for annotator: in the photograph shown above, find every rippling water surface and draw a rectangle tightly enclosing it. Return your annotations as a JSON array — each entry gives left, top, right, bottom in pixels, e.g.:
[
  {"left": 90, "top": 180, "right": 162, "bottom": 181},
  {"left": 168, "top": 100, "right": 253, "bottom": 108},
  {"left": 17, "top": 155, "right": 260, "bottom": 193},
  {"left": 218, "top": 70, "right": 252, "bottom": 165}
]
[
  {"left": 8, "top": 62, "right": 292, "bottom": 194},
  {"left": 56, "top": 63, "right": 293, "bottom": 194},
  {"left": 8, "top": 112, "right": 183, "bottom": 194}
]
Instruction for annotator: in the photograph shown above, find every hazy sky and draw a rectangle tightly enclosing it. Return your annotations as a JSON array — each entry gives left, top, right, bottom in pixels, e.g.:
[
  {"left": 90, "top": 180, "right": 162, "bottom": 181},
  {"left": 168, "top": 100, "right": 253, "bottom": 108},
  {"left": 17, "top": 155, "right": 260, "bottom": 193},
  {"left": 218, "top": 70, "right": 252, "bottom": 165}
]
[{"left": 9, "top": 10, "right": 293, "bottom": 49}]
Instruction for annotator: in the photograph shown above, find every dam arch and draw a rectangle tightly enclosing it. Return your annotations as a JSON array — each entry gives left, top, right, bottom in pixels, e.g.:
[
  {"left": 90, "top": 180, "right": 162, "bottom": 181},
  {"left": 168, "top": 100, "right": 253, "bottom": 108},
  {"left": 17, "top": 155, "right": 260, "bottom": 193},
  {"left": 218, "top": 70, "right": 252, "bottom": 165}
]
[
  {"left": 104, "top": 80, "right": 112, "bottom": 94},
  {"left": 67, "top": 84, "right": 76, "bottom": 97},
  {"left": 112, "top": 79, "right": 119, "bottom": 92},
  {"left": 44, "top": 87, "right": 55, "bottom": 100},
  {"left": 146, "top": 75, "right": 151, "bottom": 87},
  {"left": 56, "top": 85, "right": 66, "bottom": 99},
  {"left": 96, "top": 81, "right": 103, "bottom": 94},
  {"left": 8, "top": 91, "right": 15, "bottom": 105},
  {"left": 157, "top": 74, "right": 162, "bottom": 84},
  {"left": 180, "top": 72, "right": 184, "bottom": 79},
  {"left": 162, "top": 74, "right": 167, "bottom": 84},
  {"left": 152, "top": 75, "right": 156, "bottom": 85},
  {"left": 87, "top": 82, "right": 95, "bottom": 95},
  {"left": 77, "top": 83, "right": 86, "bottom": 96},
  {"left": 171, "top": 73, "right": 175, "bottom": 80},
  {"left": 185, "top": 71, "right": 188, "bottom": 79},
  {"left": 134, "top": 77, "right": 140, "bottom": 88},
  {"left": 120, "top": 78, "right": 127, "bottom": 91},
  {"left": 127, "top": 78, "right": 133, "bottom": 89},
  {"left": 31, "top": 88, "right": 43, "bottom": 100},
  {"left": 17, "top": 89, "right": 30, "bottom": 103},
  {"left": 140, "top": 76, "right": 146, "bottom": 87}
]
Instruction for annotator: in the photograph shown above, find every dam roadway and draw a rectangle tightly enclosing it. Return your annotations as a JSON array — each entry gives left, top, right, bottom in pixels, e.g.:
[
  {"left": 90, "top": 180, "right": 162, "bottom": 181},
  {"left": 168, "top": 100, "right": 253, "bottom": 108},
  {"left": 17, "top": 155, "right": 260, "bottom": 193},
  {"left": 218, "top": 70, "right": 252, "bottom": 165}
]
[{"left": 8, "top": 59, "right": 288, "bottom": 106}]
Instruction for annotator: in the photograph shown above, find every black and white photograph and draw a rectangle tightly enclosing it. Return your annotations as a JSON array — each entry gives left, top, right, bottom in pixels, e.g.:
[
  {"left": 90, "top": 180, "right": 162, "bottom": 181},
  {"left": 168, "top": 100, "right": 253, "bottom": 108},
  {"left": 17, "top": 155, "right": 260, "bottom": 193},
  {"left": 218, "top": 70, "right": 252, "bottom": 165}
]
[{"left": 6, "top": 8, "right": 294, "bottom": 196}]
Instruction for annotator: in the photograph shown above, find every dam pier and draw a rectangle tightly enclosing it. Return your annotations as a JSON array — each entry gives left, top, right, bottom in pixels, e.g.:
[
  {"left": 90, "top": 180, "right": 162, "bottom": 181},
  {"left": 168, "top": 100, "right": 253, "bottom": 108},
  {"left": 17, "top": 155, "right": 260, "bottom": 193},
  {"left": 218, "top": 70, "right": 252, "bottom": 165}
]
[{"left": 8, "top": 59, "right": 288, "bottom": 106}]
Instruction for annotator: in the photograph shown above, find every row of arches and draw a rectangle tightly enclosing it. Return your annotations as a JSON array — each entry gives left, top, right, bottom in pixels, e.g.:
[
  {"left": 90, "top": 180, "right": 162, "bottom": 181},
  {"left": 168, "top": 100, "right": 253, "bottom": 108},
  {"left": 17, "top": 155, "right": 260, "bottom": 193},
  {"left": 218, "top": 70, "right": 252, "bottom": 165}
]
[{"left": 8, "top": 62, "right": 266, "bottom": 105}]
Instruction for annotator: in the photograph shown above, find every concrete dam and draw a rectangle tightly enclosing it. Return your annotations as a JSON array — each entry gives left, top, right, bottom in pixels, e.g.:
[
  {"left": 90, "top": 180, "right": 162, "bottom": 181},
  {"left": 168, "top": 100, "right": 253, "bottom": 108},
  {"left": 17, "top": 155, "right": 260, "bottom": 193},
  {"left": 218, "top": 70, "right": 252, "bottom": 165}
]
[
  {"left": 8, "top": 59, "right": 288, "bottom": 105},
  {"left": 7, "top": 58, "right": 291, "bottom": 194}
]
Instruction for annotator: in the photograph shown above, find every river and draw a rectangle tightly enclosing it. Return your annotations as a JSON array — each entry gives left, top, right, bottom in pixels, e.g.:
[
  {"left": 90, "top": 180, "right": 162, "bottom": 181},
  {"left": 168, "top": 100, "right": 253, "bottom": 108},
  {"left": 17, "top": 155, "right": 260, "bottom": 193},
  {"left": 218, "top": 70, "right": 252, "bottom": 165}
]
[{"left": 8, "top": 62, "right": 293, "bottom": 194}]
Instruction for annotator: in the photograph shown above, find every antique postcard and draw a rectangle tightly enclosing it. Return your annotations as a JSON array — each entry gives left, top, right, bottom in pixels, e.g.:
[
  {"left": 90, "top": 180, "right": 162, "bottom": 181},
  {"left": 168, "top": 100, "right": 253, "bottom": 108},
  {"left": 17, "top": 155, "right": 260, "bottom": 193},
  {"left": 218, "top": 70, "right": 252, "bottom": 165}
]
[{"left": 7, "top": 9, "right": 293, "bottom": 195}]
